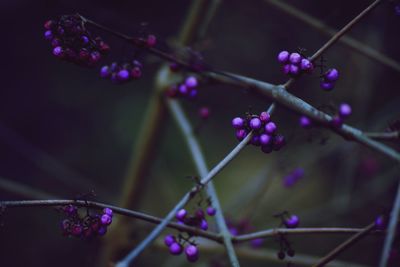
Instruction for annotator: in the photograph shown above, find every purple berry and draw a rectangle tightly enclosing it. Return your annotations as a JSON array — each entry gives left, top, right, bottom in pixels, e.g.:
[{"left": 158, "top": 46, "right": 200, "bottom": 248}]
[
  {"left": 259, "top": 134, "right": 271, "bottom": 146},
  {"left": 320, "top": 80, "right": 335, "bottom": 91},
  {"left": 265, "top": 122, "right": 277, "bottom": 134},
  {"left": 272, "top": 134, "right": 286, "bottom": 151},
  {"left": 179, "top": 84, "right": 189, "bottom": 95},
  {"left": 339, "top": 103, "right": 352, "bottom": 118},
  {"left": 235, "top": 129, "right": 248, "bottom": 141},
  {"left": 169, "top": 242, "right": 183, "bottom": 255},
  {"left": 51, "top": 38, "right": 61, "bottom": 47},
  {"left": 146, "top": 34, "right": 157, "bottom": 47},
  {"left": 198, "top": 107, "right": 210, "bottom": 119},
  {"left": 250, "top": 238, "right": 264, "bottom": 248},
  {"left": 195, "top": 209, "right": 205, "bottom": 219},
  {"left": 289, "top": 64, "right": 300, "bottom": 75},
  {"left": 232, "top": 117, "right": 245, "bottom": 129},
  {"left": 44, "top": 30, "right": 53, "bottom": 40},
  {"left": 44, "top": 20, "right": 54, "bottom": 30},
  {"left": 131, "top": 67, "right": 142, "bottom": 79},
  {"left": 250, "top": 134, "right": 260, "bottom": 146},
  {"left": 71, "top": 224, "right": 83, "bottom": 236},
  {"left": 101, "top": 214, "right": 112, "bottom": 225},
  {"left": 206, "top": 206, "right": 216, "bottom": 216},
  {"left": 324, "top": 68, "right": 339, "bottom": 82},
  {"left": 188, "top": 89, "right": 198, "bottom": 99},
  {"left": 300, "top": 58, "right": 313, "bottom": 72},
  {"left": 185, "top": 76, "right": 198, "bottom": 88},
  {"left": 331, "top": 116, "right": 343, "bottom": 128},
  {"left": 164, "top": 234, "right": 175, "bottom": 246},
  {"left": 176, "top": 209, "right": 187, "bottom": 222},
  {"left": 299, "top": 116, "right": 312, "bottom": 128},
  {"left": 117, "top": 69, "right": 130, "bottom": 81},
  {"left": 277, "top": 51, "right": 290, "bottom": 64},
  {"left": 89, "top": 51, "right": 101, "bottom": 64},
  {"left": 375, "top": 215, "right": 385, "bottom": 230},
  {"left": 200, "top": 219, "right": 208, "bottom": 230},
  {"left": 259, "top": 112, "right": 270, "bottom": 123},
  {"left": 229, "top": 227, "right": 239, "bottom": 236},
  {"left": 185, "top": 245, "right": 199, "bottom": 262},
  {"left": 261, "top": 145, "right": 272, "bottom": 154},
  {"left": 97, "top": 226, "right": 107, "bottom": 236},
  {"left": 284, "top": 215, "right": 299, "bottom": 228},
  {"left": 52, "top": 46, "right": 64, "bottom": 57},
  {"left": 81, "top": 35, "right": 89, "bottom": 44},
  {"left": 60, "top": 219, "right": 71, "bottom": 231},
  {"left": 282, "top": 64, "right": 290, "bottom": 75},
  {"left": 63, "top": 204, "right": 77, "bottom": 215},
  {"left": 289, "top": 52, "right": 302, "bottom": 64},
  {"left": 249, "top": 117, "right": 262, "bottom": 130},
  {"left": 100, "top": 66, "right": 111, "bottom": 78}
]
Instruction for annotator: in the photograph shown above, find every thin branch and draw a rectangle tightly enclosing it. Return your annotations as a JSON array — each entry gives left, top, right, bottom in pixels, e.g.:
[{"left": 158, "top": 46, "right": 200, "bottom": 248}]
[
  {"left": 312, "top": 223, "right": 376, "bottom": 267},
  {"left": 167, "top": 99, "right": 240, "bottom": 267},
  {"left": 264, "top": 0, "right": 400, "bottom": 73},
  {"left": 379, "top": 179, "right": 400, "bottom": 267},
  {"left": 365, "top": 131, "right": 400, "bottom": 141}
]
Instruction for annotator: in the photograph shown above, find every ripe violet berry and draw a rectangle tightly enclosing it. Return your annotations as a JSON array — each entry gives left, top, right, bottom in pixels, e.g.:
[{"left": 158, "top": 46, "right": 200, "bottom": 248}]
[
  {"left": 185, "top": 245, "right": 199, "bottom": 262},
  {"left": 206, "top": 206, "right": 216, "bottom": 216},
  {"left": 299, "top": 116, "right": 312, "bottom": 128},
  {"left": 289, "top": 52, "right": 302, "bottom": 64},
  {"left": 249, "top": 117, "right": 262, "bottom": 130},
  {"left": 284, "top": 215, "right": 300, "bottom": 228},
  {"left": 320, "top": 80, "right": 334, "bottom": 91},
  {"left": 339, "top": 103, "right": 352, "bottom": 118},
  {"left": 176, "top": 209, "right": 187, "bottom": 221},
  {"left": 325, "top": 68, "right": 339, "bottom": 82},
  {"left": 277, "top": 51, "right": 290, "bottom": 63},
  {"left": 164, "top": 234, "right": 175, "bottom": 247},
  {"left": 265, "top": 122, "right": 277, "bottom": 134},
  {"left": 169, "top": 243, "right": 183, "bottom": 255},
  {"left": 185, "top": 76, "right": 198, "bottom": 88},
  {"left": 232, "top": 117, "right": 245, "bottom": 129}
]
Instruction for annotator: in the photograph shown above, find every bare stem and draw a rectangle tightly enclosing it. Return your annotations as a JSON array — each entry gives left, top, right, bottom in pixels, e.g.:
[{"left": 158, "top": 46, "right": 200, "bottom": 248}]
[
  {"left": 365, "top": 131, "right": 400, "bottom": 141},
  {"left": 312, "top": 223, "right": 376, "bottom": 267},
  {"left": 167, "top": 99, "right": 240, "bottom": 267}
]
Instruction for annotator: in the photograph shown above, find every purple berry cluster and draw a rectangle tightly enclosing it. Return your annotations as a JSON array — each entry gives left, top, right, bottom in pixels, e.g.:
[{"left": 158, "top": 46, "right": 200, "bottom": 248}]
[
  {"left": 99, "top": 60, "right": 143, "bottom": 83},
  {"left": 165, "top": 76, "right": 199, "bottom": 99},
  {"left": 44, "top": 15, "right": 110, "bottom": 67},
  {"left": 331, "top": 102, "right": 352, "bottom": 128},
  {"left": 320, "top": 68, "right": 340, "bottom": 91},
  {"left": 232, "top": 112, "right": 286, "bottom": 153},
  {"left": 283, "top": 168, "right": 304, "bottom": 188},
  {"left": 164, "top": 205, "right": 216, "bottom": 262},
  {"left": 59, "top": 204, "right": 113, "bottom": 238},
  {"left": 277, "top": 51, "right": 314, "bottom": 76}
]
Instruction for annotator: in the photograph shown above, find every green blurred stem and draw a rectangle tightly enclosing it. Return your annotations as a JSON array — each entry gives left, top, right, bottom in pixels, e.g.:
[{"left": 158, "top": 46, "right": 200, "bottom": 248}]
[
  {"left": 264, "top": 0, "right": 400, "bottom": 73},
  {"left": 167, "top": 99, "right": 240, "bottom": 267},
  {"left": 312, "top": 223, "right": 376, "bottom": 267}
]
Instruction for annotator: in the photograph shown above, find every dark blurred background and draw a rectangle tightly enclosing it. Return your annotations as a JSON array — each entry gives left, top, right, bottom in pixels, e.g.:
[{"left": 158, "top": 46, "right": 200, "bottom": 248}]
[{"left": 0, "top": 0, "right": 399, "bottom": 266}]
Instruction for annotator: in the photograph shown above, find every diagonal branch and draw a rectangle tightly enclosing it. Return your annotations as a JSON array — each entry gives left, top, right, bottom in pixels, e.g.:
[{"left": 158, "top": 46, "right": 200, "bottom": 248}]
[{"left": 167, "top": 99, "right": 240, "bottom": 267}]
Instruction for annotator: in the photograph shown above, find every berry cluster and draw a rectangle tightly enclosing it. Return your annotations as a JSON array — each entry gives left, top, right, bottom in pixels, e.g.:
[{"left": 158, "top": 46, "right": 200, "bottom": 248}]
[
  {"left": 283, "top": 168, "right": 305, "bottom": 188},
  {"left": 164, "top": 205, "right": 216, "bottom": 262},
  {"left": 276, "top": 236, "right": 296, "bottom": 260},
  {"left": 330, "top": 103, "right": 352, "bottom": 128},
  {"left": 99, "top": 60, "right": 143, "bottom": 83},
  {"left": 231, "top": 112, "right": 286, "bottom": 153},
  {"left": 44, "top": 15, "right": 110, "bottom": 67},
  {"left": 277, "top": 51, "right": 314, "bottom": 76},
  {"left": 320, "top": 68, "right": 340, "bottom": 91},
  {"left": 59, "top": 204, "right": 113, "bottom": 238},
  {"left": 165, "top": 76, "right": 199, "bottom": 99}
]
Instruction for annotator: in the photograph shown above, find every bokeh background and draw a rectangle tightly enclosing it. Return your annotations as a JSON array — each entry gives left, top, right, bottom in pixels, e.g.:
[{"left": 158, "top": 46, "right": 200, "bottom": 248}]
[{"left": 1, "top": 0, "right": 400, "bottom": 266}]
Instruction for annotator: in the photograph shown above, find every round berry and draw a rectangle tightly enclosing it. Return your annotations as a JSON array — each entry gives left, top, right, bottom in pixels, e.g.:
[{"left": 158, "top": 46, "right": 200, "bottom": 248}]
[
  {"left": 259, "top": 112, "right": 270, "bottom": 123},
  {"left": 188, "top": 89, "right": 198, "bottom": 99},
  {"left": 179, "top": 84, "right": 189, "bottom": 95},
  {"left": 100, "top": 66, "right": 111, "bottom": 78},
  {"left": 63, "top": 204, "right": 77, "bottom": 215},
  {"left": 198, "top": 107, "right": 210, "bottom": 119},
  {"left": 206, "top": 206, "right": 216, "bottom": 216},
  {"left": 146, "top": 34, "right": 157, "bottom": 47},
  {"left": 250, "top": 134, "right": 260, "bottom": 146},
  {"left": 289, "top": 52, "right": 302, "bottom": 64},
  {"left": 164, "top": 234, "right": 175, "bottom": 247},
  {"left": 259, "top": 134, "right": 271, "bottom": 146},
  {"left": 52, "top": 46, "right": 64, "bottom": 58},
  {"left": 265, "top": 122, "right": 277, "bottom": 134},
  {"left": 375, "top": 215, "right": 386, "bottom": 230},
  {"left": 284, "top": 215, "right": 300, "bottom": 228},
  {"left": 81, "top": 35, "right": 89, "bottom": 44},
  {"left": 169, "top": 242, "right": 183, "bottom": 255},
  {"left": 100, "top": 214, "right": 112, "bottom": 225},
  {"left": 325, "top": 68, "right": 339, "bottom": 82},
  {"left": 195, "top": 209, "right": 205, "bottom": 219},
  {"left": 176, "top": 209, "right": 187, "bottom": 222},
  {"left": 282, "top": 64, "right": 290, "bottom": 75},
  {"left": 89, "top": 51, "right": 101, "bottom": 64},
  {"left": 44, "top": 20, "right": 54, "bottom": 30},
  {"left": 339, "top": 103, "right": 352, "bottom": 118},
  {"left": 185, "top": 245, "right": 199, "bottom": 262},
  {"left": 97, "top": 226, "right": 107, "bottom": 236},
  {"left": 200, "top": 219, "right": 208, "bottom": 231},
  {"left": 261, "top": 145, "right": 272, "bottom": 154},
  {"left": 185, "top": 76, "right": 198, "bottom": 88},
  {"left": 131, "top": 67, "right": 142, "bottom": 79},
  {"left": 289, "top": 64, "right": 300, "bottom": 75},
  {"left": 320, "top": 80, "right": 334, "bottom": 91},
  {"left": 300, "top": 58, "right": 313, "bottom": 72},
  {"left": 117, "top": 69, "right": 130, "bottom": 81},
  {"left": 232, "top": 117, "right": 245, "bottom": 129},
  {"left": 235, "top": 129, "right": 248, "bottom": 141},
  {"left": 44, "top": 30, "right": 53, "bottom": 40},
  {"left": 71, "top": 224, "right": 83, "bottom": 236},
  {"left": 299, "top": 116, "right": 312, "bottom": 128},
  {"left": 272, "top": 135, "right": 286, "bottom": 151},
  {"left": 277, "top": 251, "right": 285, "bottom": 260},
  {"left": 249, "top": 117, "right": 262, "bottom": 130},
  {"left": 277, "top": 51, "right": 290, "bottom": 64}
]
